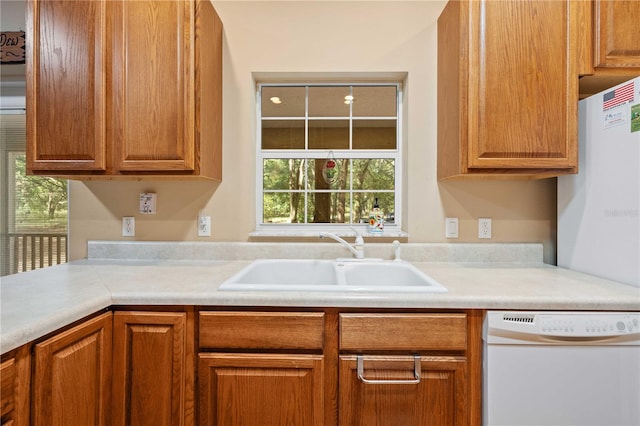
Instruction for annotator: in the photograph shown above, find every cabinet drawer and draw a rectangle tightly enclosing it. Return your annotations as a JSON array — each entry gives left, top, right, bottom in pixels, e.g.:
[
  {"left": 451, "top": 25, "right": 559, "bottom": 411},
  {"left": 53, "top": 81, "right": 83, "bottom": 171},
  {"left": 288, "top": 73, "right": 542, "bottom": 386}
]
[
  {"left": 340, "top": 313, "right": 467, "bottom": 351},
  {"left": 1, "top": 358, "right": 15, "bottom": 418},
  {"left": 199, "top": 312, "right": 325, "bottom": 350}
]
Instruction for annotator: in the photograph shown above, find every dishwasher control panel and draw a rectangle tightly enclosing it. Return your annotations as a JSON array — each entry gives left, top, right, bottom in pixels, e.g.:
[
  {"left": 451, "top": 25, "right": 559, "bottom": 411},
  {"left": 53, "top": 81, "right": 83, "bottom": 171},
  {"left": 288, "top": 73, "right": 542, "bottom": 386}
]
[
  {"left": 486, "top": 311, "right": 640, "bottom": 342},
  {"left": 538, "top": 313, "right": 639, "bottom": 337}
]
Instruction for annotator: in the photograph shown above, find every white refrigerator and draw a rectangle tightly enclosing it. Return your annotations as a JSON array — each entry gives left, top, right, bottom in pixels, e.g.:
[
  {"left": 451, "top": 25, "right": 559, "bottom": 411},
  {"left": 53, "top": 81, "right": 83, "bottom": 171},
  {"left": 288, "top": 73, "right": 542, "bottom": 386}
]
[{"left": 558, "top": 77, "right": 640, "bottom": 288}]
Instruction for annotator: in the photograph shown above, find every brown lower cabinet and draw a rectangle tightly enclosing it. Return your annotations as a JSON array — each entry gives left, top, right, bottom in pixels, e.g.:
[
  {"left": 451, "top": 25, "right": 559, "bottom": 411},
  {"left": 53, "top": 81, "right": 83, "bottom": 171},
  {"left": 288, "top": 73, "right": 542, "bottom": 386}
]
[
  {"left": 8, "top": 307, "right": 481, "bottom": 426},
  {"left": 112, "top": 311, "right": 195, "bottom": 426},
  {"left": 198, "top": 353, "right": 325, "bottom": 426},
  {"left": 32, "top": 312, "right": 112, "bottom": 426},
  {"left": 339, "top": 355, "right": 467, "bottom": 425},
  {"left": 198, "top": 310, "right": 482, "bottom": 426},
  {"left": 0, "top": 344, "right": 30, "bottom": 426},
  {"left": 29, "top": 309, "right": 194, "bottom": 426}
]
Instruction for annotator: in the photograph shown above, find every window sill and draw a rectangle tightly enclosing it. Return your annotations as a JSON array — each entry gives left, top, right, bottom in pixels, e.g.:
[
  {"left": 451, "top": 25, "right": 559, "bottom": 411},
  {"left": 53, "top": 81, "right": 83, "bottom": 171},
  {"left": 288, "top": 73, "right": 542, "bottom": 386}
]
[{"left": 249, "top": 229, "right": 409, "bottom": 241}]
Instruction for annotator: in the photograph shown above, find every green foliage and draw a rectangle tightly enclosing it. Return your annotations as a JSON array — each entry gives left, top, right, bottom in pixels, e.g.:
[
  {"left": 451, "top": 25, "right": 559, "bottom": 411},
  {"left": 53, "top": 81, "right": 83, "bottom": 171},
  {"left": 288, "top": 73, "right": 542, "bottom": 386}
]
[
  {"left": 14, "top": 155, "right": 68, "bottom": 232},
  {"left": 263, "top": 157, "right": 394, "bottom": 224}
]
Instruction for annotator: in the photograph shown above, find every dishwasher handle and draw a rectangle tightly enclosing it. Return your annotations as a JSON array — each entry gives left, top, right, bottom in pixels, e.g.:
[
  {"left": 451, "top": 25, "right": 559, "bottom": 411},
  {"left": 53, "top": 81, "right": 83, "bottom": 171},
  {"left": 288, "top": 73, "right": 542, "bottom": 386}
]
[{"left": 356, "top": 355, "right": 421, "bottom": 385}]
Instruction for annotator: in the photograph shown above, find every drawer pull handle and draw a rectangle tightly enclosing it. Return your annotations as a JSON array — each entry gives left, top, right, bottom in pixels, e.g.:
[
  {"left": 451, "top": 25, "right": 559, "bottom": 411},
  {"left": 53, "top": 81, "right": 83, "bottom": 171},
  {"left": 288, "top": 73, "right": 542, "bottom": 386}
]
[{"left": 356, "top": 355, "right": 421, "bottom": 385}]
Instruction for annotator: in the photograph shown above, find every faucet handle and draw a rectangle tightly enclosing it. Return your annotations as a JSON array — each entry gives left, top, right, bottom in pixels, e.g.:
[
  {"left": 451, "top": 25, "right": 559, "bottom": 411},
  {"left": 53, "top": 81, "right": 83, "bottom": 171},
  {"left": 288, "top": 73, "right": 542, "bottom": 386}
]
[
  {"left": 393, "top": 240, "right": 402, "bottom": 261},
  {"left": 350, "top": 226, "right": 364, "bottom": 244}
]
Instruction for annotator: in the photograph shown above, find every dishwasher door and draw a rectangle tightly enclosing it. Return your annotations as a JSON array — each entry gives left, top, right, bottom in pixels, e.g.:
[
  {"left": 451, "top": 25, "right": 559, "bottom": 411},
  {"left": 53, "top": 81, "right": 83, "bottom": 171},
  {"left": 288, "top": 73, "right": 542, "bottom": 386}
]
[{"left": 483, "top": 311, "right": 640, "bottom": 426}]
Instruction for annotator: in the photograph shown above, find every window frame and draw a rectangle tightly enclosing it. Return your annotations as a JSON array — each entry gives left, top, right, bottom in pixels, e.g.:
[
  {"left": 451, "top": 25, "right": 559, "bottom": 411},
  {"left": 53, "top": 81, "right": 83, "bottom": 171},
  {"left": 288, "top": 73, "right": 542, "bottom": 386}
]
[
  {"left": 1, "top": 109, "right": 69, "bottom": 275},
  {"left": 254, "top": 82, "right": 404, "bottom": 236}
]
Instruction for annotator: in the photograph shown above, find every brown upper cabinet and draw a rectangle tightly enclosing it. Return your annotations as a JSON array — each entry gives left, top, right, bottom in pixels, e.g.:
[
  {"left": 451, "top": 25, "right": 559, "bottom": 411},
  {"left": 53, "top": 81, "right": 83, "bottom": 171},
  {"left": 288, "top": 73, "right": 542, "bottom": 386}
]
[
  {"left": 438, "top": 0, "right": 581, "bottom": 179},
  {"left": 26, "top": 0, "right": 222, "bottom": 180},
  {"left": 593, "top": 0, "right": 640, "bottom": 71},
  {"left": 579, "top": 0, "right": 640, "bottom": 98}
]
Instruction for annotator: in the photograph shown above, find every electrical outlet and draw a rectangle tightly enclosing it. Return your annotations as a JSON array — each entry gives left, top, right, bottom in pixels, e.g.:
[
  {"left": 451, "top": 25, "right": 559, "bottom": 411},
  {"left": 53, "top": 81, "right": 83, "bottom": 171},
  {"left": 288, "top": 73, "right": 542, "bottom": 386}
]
[
  {"left": 122, "top": 217, "right": 135, "bottom": 237},
  {"left": 445, "top": 217, "right": 459, "bottom": 238},
  {"left": 478, "top": 218, "right": 492, "bottom": 239},
  {"left": 139, "top": 192, "right": 157, "bottom": 214},
  {"left": 198, "top": 215, "right": 211, "bottom": 237}
]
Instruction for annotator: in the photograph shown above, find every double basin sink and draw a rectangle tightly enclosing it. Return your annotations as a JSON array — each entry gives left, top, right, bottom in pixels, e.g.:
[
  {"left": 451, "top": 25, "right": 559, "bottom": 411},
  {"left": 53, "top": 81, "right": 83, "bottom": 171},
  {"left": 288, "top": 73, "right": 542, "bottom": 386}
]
[{"left": 219, "top": 259, "right": 447, "bottom": 293}]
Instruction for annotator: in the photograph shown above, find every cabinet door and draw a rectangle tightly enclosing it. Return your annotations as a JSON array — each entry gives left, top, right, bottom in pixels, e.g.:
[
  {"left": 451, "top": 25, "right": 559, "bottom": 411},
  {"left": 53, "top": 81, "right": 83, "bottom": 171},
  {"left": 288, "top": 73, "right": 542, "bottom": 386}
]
[
  {"left": 199, "top": 353, "right": 324, "bottom": 426},
  {"left": 339, "top": 355, "right": 467, "bottom": 426},
  {"left": 110, "top": 0, "right": 195, "bottom": 173},
  {"left": 593, "top": 0, "right": 640, "bottom": 70},
  {"left": 32, "top": 312, "right": 112, "bottom": 426},
  {"left": 112, "top": 311, "right": 194, "bottom": 426},
  {"left": 467, "top": 0, "right": 578, "bottom": 170},
  {"left": 26, "top": 0, "right": 107, "bottom": 172},
  {"left": 1, "top": 345, "right": 30, "bottom": 426}
]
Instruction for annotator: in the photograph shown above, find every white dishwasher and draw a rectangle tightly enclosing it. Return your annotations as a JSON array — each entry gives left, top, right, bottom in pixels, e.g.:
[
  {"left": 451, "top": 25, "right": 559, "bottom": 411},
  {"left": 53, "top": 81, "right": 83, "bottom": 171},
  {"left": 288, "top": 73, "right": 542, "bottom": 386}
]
[{"left": 483, "top": 311, "right": 640, "bottom": 426}]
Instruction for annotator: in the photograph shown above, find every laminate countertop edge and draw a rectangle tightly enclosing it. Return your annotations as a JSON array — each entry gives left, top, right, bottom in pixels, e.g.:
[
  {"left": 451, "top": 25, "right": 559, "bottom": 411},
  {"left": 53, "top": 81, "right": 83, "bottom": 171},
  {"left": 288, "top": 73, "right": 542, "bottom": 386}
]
[{"left": 2, "top": 259, "right": 639, "bottom": 354}]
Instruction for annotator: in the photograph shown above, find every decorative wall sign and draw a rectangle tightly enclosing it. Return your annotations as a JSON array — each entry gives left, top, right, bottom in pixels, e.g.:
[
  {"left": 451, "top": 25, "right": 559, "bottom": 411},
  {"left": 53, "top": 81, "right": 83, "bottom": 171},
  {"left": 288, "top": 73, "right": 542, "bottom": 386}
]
[{"left": 1, "top": 31, "right": 26, "bottom": 64}]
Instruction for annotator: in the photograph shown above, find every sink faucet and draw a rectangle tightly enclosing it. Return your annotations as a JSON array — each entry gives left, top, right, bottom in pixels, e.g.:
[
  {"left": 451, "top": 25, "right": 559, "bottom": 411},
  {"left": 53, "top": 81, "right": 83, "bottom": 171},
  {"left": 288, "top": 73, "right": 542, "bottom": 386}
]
[{"left": 319, "top": 229, "right": 364, "bottom": 259}]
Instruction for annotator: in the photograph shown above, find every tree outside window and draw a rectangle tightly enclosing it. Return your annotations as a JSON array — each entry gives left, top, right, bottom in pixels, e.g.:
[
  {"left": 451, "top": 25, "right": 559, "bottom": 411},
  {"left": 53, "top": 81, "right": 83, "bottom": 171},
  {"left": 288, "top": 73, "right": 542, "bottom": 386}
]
[{"left": 257, "top": 83, "right": 401, "bottom": 233}]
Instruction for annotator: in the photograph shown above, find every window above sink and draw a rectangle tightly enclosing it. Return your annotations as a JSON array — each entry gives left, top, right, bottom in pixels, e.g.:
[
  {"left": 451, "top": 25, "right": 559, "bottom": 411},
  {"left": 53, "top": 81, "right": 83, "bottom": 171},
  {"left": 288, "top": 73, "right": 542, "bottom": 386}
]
[{"left": 254, "top": 82, "right": 404, "bottom": 238}]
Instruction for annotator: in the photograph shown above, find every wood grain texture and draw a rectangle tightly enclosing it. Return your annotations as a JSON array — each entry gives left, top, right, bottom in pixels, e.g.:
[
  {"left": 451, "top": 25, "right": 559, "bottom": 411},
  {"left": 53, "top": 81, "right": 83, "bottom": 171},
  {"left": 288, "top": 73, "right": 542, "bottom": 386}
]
[
  {"left": 111, "top": 0, "right": 194, "bottom": 172},
  {"left": 593, "top": 0, "right": 640, "bottom": 70},
  {"left": 195, "top": 0, "right": 223, "bottom": 181},
  {"left": 33, "top": 312, "right": 112, "bottom": 426},
  {"left": 437, "top": 0, "right": 578, "bottom": 179},
  {"left": 26, "top": 0, "right": 107, "bottom": 172},
  {"left": 467, "top": 309, "right": 484, "bottom": 426},
  {"left": 112, "top": 311, "right": 194, "bottom": 426},
  {"left": 468, "top": 0, "right": 576, "bottom": 168},
  {"left": 27, "top": 0, "right": 223, "bottom": 180},
  {"left": 323, "top": 310, "right": 339, "bottom": 426},
  {"left": 576, "top": 0, "right": 594, "bottom": 76},
  {"left": 199, "top": 311, "right": 325, "bottom": 350},
  {"left": 0, "top": 358, "right": 15, "bottom": 419},
  {"left": 198, "top": 353, "right": 324, "bottom": 426},
  {"left": 1, "top": 345, "right": 30, "bottom": 426},
  {"left": 339, "top": 355, "right": 468, "bottom": 426},
  {"left": 437, "top": 0, "right": 465, "bottom": 181},
  {"left": 339, "top": 313, "right": 467, "bottom": 352}
]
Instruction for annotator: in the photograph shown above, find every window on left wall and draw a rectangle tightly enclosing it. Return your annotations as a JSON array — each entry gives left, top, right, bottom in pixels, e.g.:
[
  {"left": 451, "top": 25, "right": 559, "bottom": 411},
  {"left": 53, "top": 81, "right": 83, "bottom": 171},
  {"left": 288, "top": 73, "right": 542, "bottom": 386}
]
[{"left": 1, "top": 111, "right": 68, "bottom": 276}]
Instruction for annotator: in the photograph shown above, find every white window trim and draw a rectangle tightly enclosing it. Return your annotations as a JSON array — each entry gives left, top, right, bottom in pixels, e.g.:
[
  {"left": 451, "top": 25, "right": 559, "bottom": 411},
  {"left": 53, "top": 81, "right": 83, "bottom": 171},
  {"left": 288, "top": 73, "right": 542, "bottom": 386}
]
[{"left": 252, "top": 82, "right": 405, "bottom": 238}]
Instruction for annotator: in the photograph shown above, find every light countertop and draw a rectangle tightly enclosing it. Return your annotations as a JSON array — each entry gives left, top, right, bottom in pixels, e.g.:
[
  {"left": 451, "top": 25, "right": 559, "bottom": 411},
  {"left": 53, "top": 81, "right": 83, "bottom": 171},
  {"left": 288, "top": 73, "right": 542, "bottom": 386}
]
[{"left": 2, "top": 242, "right": 639, "bottom": 354}]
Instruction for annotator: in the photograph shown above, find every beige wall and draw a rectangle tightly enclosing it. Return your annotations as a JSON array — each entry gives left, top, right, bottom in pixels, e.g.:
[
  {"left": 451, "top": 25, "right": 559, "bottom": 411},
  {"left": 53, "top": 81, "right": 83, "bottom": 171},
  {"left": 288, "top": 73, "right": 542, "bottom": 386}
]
[{"left": 69, "top": 0, "right": 557, "bottom": 263}]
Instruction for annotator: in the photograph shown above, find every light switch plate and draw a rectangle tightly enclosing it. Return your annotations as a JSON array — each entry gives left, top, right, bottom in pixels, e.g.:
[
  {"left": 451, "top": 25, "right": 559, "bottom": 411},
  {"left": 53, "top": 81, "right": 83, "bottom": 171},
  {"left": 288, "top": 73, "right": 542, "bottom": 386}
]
[{"left": 445, "top": 217, "right": 459, "bottom": 238}]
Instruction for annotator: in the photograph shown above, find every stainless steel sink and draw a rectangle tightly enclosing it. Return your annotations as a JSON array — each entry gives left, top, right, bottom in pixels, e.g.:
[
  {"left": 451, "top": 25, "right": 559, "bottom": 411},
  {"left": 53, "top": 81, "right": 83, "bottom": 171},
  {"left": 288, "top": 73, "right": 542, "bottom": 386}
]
[{"left": 219, "top": 259, "right": 447, "bottom": 293}]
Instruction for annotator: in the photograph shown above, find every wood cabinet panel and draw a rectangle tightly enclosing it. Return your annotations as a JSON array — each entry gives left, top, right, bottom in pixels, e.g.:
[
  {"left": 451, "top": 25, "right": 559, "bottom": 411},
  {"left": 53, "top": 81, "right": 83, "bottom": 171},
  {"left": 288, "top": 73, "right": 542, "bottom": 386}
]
[
  {"left": 26, "top": 0, "right": 223, "bottom": 180},
  {"left": 468, "top": 0, "right": 577, "bottom": 170},
  {"left": 198, "top": 353, "right": 325, "bottom": 426},
  {"left": 26, "top": 0, "right": 107, "bottom": 172},
  {"left": 199, "top": 311, "right": 325, "bottom": 350},
  {"left": 111, "top": 0, "right": 194, "bottom": 172},
  {"left": 593, "top": 0, "right": 640, "bottom": 70},
  {"left": 32, "top": 312, "right": 112, "bottom": 426},
  {"left": 0, "top": 358, "right": 15, "bottom": 420},
  {"left": 437, "top": 0, "right": 579, "bottom": 179},
  {"left": 339, "top": 355, "right": 468, "bottom": 426},
  {"left": 0, "top": 345, "right": 30, "bottom": 426},
  {"left": 339, "top": 313, "right": 467, "bottom": 351},
  {"left": 112, "top": 311, "right": 194, "bottom": 426}
]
